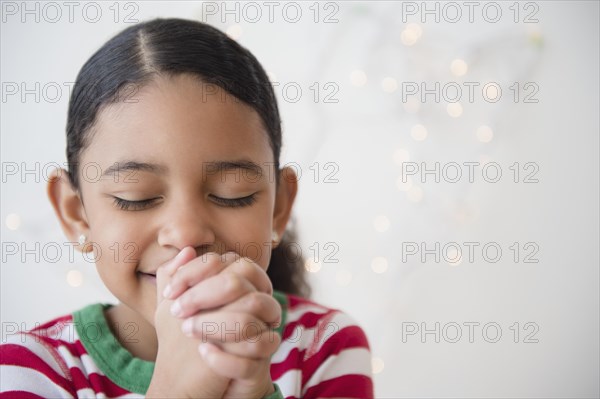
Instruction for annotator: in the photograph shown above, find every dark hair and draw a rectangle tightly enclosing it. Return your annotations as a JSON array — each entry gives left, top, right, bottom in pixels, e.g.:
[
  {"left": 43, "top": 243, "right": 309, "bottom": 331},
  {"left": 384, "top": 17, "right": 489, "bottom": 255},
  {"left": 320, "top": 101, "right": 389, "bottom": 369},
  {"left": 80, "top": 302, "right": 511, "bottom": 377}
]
[{"left": 66, "top": 18, "right": 311, "bottom": 298}]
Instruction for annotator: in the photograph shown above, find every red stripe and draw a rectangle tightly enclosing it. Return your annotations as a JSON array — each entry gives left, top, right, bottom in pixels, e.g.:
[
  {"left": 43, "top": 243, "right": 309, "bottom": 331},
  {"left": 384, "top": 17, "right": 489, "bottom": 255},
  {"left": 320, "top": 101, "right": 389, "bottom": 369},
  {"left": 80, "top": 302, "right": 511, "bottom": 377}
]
[
  {"left": 302, "top": 325, "right": 370, "bottom": 385},
  {"left": 0, "top": 391, "right": 46, "bottom": 399},
  {"left": 0, "top": 344, "right": 76, "bottom": 396},
  {"left": 12, "top": 334, "right": 88, "bottom": 365},
  {"left": 270, "top": 347, "right": 303, "bottom": 380},
  {"left": 303, "top": 374, "right": 374, "bottom": 398},
  {"left": 282, "top": 310, "right": 338, "bottom": 340},
  {"left": 30, "top": 315, "right": 73, "bottom": 333},
  {"left": 69, "top": 366, "right": 131, "bottom": 396},
  {"left": 89, "top": 372, "right": 132, "bottom": 396},
  {"left": 32, "top": 337, "right": 84, "bottom": 360}
]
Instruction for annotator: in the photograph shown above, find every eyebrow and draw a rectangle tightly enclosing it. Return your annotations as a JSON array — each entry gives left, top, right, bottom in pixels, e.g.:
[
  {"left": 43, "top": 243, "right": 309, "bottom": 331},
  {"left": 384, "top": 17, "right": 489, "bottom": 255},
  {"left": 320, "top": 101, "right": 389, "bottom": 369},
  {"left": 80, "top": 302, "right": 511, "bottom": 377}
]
[
  {"left": 203, "top": 160, "right": 263, "bottom": 175},
  {"left": 101, "top": 161, "right": 166, "bottom": 178},
  {"left": 101, "top": 159, "right": 263, "bottom": 178}
]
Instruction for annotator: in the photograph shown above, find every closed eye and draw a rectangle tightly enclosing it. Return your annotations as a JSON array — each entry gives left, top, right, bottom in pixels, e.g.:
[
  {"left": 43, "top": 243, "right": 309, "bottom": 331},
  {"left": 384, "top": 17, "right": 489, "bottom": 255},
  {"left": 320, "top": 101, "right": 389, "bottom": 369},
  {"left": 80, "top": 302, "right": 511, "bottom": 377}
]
[
  {"left": 112, "top": 197, "right": 159, "bottom": 211},
  {"left": 210, "top": 193, "right": 257, "bottom": 208},
  {"left": 111, "top": 193, "right": 257, "bottom": 211}
]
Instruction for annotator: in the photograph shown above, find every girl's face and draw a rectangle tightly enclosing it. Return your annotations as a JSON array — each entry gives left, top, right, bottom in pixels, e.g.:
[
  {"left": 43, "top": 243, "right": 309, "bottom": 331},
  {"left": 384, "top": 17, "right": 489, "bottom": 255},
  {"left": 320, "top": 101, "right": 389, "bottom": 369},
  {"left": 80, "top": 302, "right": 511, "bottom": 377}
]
[{"left": 59, "top": 74, "right": 294, "bottom": 324}]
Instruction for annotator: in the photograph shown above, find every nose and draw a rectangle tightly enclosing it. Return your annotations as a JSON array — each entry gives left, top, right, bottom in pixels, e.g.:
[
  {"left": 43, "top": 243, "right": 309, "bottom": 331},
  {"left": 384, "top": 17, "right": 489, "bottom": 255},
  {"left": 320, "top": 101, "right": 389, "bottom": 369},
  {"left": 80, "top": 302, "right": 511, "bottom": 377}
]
[{"left": 157, "top": 199, "right": 216, "bottom": 252}]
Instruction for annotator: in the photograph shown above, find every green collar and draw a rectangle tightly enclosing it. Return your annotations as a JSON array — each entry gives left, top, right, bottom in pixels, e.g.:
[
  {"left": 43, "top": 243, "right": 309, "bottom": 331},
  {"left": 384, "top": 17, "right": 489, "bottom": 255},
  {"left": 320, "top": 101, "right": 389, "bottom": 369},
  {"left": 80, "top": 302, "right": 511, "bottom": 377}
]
[{"left": 73, "top": 290, "right": 288, "bottom": 394}]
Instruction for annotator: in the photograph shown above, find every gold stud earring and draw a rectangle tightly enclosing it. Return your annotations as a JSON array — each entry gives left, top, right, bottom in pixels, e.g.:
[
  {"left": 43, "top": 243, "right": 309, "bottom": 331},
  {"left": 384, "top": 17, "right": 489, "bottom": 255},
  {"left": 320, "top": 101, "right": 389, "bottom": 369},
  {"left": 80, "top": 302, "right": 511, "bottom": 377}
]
[
  {"left": 271, "top": 231, "right": 279, "bottom": 243},
  {"left": 78, "top": 234, "right": 86, "bottom": 246}
]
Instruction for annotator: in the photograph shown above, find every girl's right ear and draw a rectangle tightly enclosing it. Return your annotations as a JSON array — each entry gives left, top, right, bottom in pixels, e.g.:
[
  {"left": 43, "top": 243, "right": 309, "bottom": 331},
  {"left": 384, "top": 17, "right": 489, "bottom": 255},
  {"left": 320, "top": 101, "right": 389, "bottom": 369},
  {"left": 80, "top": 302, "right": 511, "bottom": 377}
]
[{"left": 47, "top": 168, "right": 90, "bottom": 249}]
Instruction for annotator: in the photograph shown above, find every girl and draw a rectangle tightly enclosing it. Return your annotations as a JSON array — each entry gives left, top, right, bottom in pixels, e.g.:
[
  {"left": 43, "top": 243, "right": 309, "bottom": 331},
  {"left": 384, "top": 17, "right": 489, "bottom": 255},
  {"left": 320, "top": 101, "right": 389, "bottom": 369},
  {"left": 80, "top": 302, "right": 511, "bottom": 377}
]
[{"left": 0, "top": 18, "right": 373, "bottom": 398}]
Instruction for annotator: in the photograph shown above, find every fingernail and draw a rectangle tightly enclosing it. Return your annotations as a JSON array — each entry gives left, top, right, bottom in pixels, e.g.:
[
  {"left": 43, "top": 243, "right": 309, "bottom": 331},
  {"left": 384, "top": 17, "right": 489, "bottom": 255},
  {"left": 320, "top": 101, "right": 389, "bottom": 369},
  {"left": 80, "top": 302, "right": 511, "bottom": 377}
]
[
  {"left": 162, "top": 284, "right": 172, "bottom": 298},
  {"left": 175, "top": 248, "right": 187, "bottom": 261},
  {"left": 170, "top": 300, "right": 182, "bottom": 316},
  {"left": 198, "top": 343, "right": 210, "bottom": 357},
  {"left": 181, "top": 318, "right": 193, "bottom": 336},
  {"left": 167, "top": 248, "right": 189, "bottom": 272}
]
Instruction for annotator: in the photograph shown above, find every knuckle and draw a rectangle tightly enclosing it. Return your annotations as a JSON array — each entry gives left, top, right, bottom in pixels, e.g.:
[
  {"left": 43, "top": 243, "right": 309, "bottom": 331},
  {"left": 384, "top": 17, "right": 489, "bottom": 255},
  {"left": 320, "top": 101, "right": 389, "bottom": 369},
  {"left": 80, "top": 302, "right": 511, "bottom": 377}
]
[
  {"left": 243, "top": 292, "right": 263, "bottom": 313},
  {"left": 260, "top": 335, "right": 280, "bottom": 356},
  {"left": 224, "top": 272, "right": 244, "bottom": 293},
  {"left": 240, "top": 314, "right": 258, "bottom": 329},
  {"left": 201, "top": 251, "right": 221, "bottom": 265},
  {"left": 177, "top": 291, "right": 194, "bottom": 311},
  {"left": 224, "top": 250, "right": 241, "bottom": 262}
]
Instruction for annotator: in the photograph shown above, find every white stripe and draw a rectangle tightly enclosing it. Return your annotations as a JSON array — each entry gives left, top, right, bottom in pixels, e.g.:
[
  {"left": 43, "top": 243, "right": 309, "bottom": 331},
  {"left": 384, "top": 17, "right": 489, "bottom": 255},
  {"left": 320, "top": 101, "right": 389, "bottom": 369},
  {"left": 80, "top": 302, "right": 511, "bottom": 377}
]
[
  {"left": 56, "top": 346, "right": 105, "bottom": 377},
  {"left": 271, "top": 311, "right": 358, "bottom": 364},
  {"left": 0, "top": 364, "right": 74, "bottom": 398},
  {"left": 44, "top": 321, "right": 79, "bottom": 344},
  {"left": 76, "top": 387, "right": 99, "bottom": 398},
  {"left": 302, "top": 347, "right": 372, "bottom": 395},
  {"left": 75, "top": 388, "right": 144, "bottom": 399},
  {"left": 273, "top": 368, "right": 302, "bottom": 397},
  {"left": 3, "top": 334, "right": 69, "bottom": 378}
]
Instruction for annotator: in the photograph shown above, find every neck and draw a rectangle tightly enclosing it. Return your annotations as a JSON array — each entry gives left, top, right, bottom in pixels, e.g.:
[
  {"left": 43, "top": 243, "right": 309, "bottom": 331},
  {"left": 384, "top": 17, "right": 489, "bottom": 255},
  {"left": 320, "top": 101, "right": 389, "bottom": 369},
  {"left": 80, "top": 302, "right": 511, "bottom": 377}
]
[{"left": 104, "top": 303, "right": 158, "bottom": 361}]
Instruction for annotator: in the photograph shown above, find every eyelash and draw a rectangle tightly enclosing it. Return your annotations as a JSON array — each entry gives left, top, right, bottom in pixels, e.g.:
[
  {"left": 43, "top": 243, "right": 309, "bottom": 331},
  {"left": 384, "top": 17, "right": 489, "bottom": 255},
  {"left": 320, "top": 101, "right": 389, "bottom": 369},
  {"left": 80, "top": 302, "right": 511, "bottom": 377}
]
[
  {"left": 113, "top": 197, "right": 158, "bottom": 211},
  {"left": 112, "top": 194, "right": 257, "bottom": 211},
  {"left": 209, "top": 194, "right": 257, "bottom": 208}
]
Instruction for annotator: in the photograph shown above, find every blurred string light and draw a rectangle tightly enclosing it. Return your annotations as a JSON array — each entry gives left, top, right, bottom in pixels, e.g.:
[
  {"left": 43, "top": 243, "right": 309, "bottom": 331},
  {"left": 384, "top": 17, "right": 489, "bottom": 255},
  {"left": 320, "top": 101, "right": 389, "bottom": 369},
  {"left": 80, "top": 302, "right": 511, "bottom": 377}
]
[
  {"left": 484, "top": 84, "right": 500, "bottom": 101},
  {"left": 371, "top": 257, "right": 389, "bottom": 274},
  {"left": 350, "top": 69, "right": 367, "bottom": 87},
  {"left": 372, "top": 356, "right": 385, "bottom": 374},
  {"left": 528, "top": 29, "right": 544, "bottom": 47},
  {"left": 304, "top": 258, "right": 322, "bottom": 273},
  {"left": 446, "top": 102, "right": 463, "bottom": 118},
  {"left": 381, "top": 77, "right": 398, "bottom": 93},
  {"left": 393, "top": 148, "right": 410, "bottom": 165},
  {"left": 66, "top": 270, "right": 83, "bottom": 287},
  {"left": 6, "top": 213, "right": 21, "bottom": 230},
  {"left": 396, "top": 176, "right": 413, "bottom": 192},
  {"left": 476, "top": 125, "right": 494, "bottom": 143},
  {"left": 403, "top": 97, "right": 420, "bottom": 113},
  {"left": 373, "top": 215, "right": 390, "bottom": 232},
  {"left": 406, "top": 186, "right": 423, "bottom": 203},
  {"left": 450, "top": 58, "right": 468, "bottom": 76},
  {"left": 401, "top": 23, "right": 422, "bottom": 46},
  {"left": 226, "top": 24, "right": 243, "bottom": 40},
  {"left": 335, "top": 269, "right": 353, "bottom": 286},
  {"left": 410, "top": 124, "right": 428, "bottom": 141},
  {"left": 446, "top": 247, "right": 463, "bottom": 266}
]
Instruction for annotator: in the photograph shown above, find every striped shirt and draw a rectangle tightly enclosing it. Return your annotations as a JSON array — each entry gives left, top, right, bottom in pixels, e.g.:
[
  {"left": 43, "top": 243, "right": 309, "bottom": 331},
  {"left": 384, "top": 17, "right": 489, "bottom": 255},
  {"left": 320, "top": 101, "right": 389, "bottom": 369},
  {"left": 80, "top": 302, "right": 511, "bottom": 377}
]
[{"left": 0, "top": 290, "right": 373, "bottom": 398}]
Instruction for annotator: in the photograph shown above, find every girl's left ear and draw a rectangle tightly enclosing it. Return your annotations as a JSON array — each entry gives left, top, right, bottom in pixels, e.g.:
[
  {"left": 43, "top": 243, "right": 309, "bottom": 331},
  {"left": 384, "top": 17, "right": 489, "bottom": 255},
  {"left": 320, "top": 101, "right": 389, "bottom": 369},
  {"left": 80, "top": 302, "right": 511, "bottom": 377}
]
[
  {"left": 47, "top": 168, "right": 91, "bottom": 249},
  {"left": 272, "top": 166, "right": 298, "bottom": 239}
]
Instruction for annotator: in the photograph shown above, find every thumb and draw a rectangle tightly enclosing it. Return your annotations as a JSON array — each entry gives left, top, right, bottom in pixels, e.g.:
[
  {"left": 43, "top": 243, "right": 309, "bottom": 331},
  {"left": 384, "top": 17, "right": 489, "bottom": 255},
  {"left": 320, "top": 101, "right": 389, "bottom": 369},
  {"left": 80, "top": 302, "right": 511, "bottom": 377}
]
[{"left": 156, "top": 246, "right": 196, "bottom": 305}]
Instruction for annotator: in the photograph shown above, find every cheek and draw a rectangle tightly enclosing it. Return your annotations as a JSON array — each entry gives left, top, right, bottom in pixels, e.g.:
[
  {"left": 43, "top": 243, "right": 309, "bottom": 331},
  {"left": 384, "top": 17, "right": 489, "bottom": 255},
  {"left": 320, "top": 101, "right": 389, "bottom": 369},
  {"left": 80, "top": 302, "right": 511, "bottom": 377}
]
[
  {"left": 218, "top": 208, "right": 274, "bottom": 269},
  {"left": 87, "top": 210, "right": 149, "bottom": 273}
]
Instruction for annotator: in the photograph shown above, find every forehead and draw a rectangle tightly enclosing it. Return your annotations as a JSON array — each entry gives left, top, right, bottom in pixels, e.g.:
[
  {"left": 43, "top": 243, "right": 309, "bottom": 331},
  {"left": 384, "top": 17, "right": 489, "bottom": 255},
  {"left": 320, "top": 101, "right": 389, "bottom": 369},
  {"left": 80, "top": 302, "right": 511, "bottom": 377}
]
[{"left": 82, "top": 74, "right": 273, "bottom": 169}]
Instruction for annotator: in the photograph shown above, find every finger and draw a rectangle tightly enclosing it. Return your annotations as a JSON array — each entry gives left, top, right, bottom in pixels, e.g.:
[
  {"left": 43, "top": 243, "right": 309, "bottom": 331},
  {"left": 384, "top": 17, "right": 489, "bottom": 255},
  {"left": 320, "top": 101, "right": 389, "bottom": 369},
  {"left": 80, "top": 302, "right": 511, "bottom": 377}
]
[
  {"left": 198, "top": 342, "right": 271, "bottom": 380},
  {"left": 155, "top": 246, "right": 196, "bottom": 305},
  {"left": 222, "top": 257, "right": 273, "bottom": 295},
  {"left": 165, "top": 246, "right": 198, "bottom": 275},
  {"left": 164, "top": 251, "right": 237, "bottom": 300},
  {"left": 181, "top": 311, "right": 268, "bottom": 342},
  {"left": 213, "top": 330, "right": 281, "bottom": 359},
  {"left": 171, "top": 272, "right": 256, "bottom": 318},
  {"left": 217, "top": 292, "right": 282, "bottom": 328}
]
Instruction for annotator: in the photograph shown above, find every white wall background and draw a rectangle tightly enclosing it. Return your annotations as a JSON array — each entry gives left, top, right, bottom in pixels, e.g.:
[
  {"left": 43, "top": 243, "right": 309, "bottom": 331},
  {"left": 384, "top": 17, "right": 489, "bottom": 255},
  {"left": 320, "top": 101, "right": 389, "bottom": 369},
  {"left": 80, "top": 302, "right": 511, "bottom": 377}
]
[{"left": 1, "top": 1, "right": 598, "bottom": 397}]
